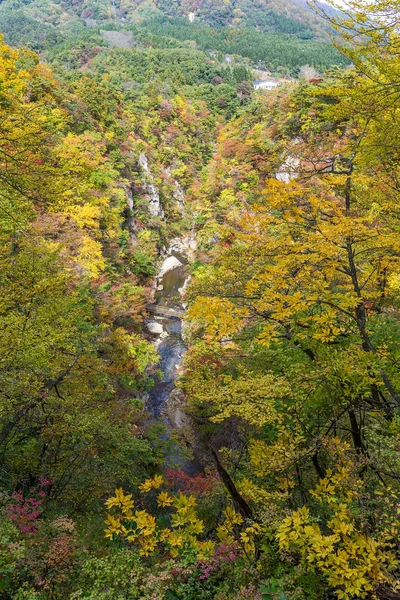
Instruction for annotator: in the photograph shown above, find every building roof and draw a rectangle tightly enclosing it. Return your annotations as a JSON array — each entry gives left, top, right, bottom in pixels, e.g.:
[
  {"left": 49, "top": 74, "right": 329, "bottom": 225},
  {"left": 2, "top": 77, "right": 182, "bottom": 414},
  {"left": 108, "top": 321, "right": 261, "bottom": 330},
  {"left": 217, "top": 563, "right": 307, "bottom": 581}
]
[{"left": 254, "top": 79, "right": 278, "bottom": 85}]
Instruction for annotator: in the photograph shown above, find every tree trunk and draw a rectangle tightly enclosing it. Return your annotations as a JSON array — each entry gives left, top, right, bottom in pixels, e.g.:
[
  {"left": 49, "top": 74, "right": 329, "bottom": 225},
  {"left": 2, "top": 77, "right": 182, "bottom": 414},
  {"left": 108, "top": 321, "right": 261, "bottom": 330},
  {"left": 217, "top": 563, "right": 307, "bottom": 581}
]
[{"left": 209, "top": 446, "right": 253, "bottom": 520}]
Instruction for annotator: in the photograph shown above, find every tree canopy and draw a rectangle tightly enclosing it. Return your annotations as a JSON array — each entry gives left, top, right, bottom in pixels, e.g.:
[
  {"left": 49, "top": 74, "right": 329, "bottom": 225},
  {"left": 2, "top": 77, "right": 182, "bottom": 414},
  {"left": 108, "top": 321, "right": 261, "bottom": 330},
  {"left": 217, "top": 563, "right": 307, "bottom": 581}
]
[{"left": 1, "top": 0, "right": 400, "bottom": 599}]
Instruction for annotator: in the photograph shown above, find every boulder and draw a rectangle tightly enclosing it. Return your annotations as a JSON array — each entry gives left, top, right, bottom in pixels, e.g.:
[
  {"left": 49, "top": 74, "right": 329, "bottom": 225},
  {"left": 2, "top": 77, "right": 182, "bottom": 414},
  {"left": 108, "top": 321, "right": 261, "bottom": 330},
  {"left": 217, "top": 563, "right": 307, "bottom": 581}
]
[
  {"left": 147, "top": 321, "right": 164, "bottom": 335},
  {"left": 158, "top": 256, "right": 183, "bottom": 277}
]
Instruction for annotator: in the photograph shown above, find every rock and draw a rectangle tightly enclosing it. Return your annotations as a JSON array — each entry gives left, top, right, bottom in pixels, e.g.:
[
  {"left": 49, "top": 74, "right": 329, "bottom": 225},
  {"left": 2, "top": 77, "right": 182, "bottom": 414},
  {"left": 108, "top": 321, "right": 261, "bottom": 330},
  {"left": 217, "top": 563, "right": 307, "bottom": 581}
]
[
  {"left": 276, "top": 154, "right": 300, "bottom": 183},
  {"left": 166, "top": 389, "right": 191, "bottom": 430},
  {"left": 153, "top": 338, "right": 163, "bottom": 350},
  {"left": 164, "top": 168, "right": 186, "bottom": 211},
  {"left": 188, "top": 236, "right": 197, "bottom": 251},
  {"left": 125, "top": 187, "right": 137, "bottom": 245},
  {"left": 158, "top": 255, "right": 183, "bottom": 277},
  {"left": 138, "top": 153, "right": 164, "bottom": 217},
  {"left": 147, "top": 321, "right": 164, "bottom": 335},
  {"left": 168, "top": 235, "right": 197, "bottom": 255},
  {"left": 173, "top": 184, "right": 185, "bottom": 210},
  {"left": 157, "top": 284, "right": 164, "bottom": 291},
  {"left": 178, "top": 275, "right": 191, "bottom": 296},
  {"left": 168, "top": 238, "right": 186, "bottom": 254}
]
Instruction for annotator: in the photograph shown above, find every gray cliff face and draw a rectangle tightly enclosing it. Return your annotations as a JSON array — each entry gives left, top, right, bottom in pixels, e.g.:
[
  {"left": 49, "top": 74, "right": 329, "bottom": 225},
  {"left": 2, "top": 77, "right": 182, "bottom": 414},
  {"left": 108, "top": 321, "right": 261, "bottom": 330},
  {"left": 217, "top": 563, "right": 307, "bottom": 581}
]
[
  {"left": 138, "top": 153, "right": 164, "bottom": 217},
  {"left": 164, "top": 167, "right": 186, "bottom": 212},
  {"left": 276, "top": 138, "right": 301, "bottom": 183},
  {"left": 276, "top": 154, "right": 300, "bottom": 183},
  {"left": 125, "top": 187, "right": 137, "bottom": 244}
]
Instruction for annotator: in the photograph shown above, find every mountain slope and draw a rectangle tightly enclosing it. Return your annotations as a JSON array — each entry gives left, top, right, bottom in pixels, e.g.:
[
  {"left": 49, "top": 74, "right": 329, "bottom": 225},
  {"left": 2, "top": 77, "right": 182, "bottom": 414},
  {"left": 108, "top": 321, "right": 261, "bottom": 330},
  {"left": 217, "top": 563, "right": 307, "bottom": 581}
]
[
  {"left": 0, "top": 0, "right": 347, "bottom": 78},
  {"left": 118, "top": 0, "right": 335, "bottom": 36},
  {"left": 0, "top": 0, "right": 335, "bottom": 38}
]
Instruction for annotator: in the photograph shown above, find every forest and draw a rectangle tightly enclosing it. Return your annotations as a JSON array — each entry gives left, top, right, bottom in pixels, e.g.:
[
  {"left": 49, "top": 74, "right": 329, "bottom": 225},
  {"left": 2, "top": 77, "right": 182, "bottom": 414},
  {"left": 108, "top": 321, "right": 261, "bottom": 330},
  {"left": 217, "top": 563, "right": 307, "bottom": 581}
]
[
  {"left": 0, "top": 0, "right": 347, "bottom": 73},
  {"left": 0, "top": 0, "right": 400, "bottom": 598}
]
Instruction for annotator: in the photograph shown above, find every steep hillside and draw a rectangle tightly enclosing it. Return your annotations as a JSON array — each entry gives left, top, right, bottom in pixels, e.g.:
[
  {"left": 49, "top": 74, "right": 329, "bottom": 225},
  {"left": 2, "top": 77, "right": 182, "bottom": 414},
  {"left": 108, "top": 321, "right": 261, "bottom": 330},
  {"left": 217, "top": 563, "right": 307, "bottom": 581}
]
[
  {"left": 0, "top": 0, "right": 347, "bottom": 75},
  {"left": 0, "top": 0, "right": 335, "bottom": 37},
  {"left": 135, "top": 0, "right": 326, "bottom": 35},
  {"left": 2, "top": 0, "right": 400, "bottom": 598}
]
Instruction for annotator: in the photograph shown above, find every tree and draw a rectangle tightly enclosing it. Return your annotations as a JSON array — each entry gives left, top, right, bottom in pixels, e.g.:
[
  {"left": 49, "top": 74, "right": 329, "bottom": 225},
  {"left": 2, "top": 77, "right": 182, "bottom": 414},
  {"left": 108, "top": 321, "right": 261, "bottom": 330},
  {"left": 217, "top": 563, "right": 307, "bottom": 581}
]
[
  {"left": 0, "top": 37, "right": 158, "bottom": 507},
  {"left": 183, "top": 7, "right": 400, "bottom": 593}
]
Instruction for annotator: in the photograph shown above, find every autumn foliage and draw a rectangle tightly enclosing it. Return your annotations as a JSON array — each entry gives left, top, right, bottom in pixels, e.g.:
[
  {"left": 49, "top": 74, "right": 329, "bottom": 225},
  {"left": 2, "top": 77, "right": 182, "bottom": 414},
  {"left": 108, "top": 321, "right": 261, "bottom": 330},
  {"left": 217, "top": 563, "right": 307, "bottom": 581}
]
[{"left": 1, "top": 0, "right": 400, "bottom": 598}]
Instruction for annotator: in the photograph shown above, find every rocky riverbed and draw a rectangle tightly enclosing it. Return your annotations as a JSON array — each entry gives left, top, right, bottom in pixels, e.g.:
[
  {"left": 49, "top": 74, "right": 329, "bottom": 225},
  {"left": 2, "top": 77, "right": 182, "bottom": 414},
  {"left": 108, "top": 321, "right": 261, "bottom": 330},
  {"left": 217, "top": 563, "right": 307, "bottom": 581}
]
[{"left": 145, "top": 235, "right": 200, "bottom": 473}]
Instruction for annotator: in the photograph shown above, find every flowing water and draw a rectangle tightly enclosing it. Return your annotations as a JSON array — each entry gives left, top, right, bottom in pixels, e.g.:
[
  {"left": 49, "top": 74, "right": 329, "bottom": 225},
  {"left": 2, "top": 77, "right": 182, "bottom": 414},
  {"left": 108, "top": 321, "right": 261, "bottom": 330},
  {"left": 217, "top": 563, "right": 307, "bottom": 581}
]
[
  {"left": 147, "top": 254, "right": 188, "bottom": 418},
  {"left": 146, "top": 242, "right": 202, "bottom": 474}
]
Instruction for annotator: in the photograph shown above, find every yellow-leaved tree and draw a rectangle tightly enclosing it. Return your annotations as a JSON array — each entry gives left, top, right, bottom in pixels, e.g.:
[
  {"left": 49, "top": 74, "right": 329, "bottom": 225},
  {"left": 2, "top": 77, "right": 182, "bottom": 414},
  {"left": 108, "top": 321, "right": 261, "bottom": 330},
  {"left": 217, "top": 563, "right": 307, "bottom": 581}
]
[
  {"left": 180, "top": 1, "right": 400, "bottom": 596},
  {"left": 105, "top": 478, "right": 263, "bottom": 563},
  {"left": 0, "top": 36, "right": 158, "bottom": 509}
]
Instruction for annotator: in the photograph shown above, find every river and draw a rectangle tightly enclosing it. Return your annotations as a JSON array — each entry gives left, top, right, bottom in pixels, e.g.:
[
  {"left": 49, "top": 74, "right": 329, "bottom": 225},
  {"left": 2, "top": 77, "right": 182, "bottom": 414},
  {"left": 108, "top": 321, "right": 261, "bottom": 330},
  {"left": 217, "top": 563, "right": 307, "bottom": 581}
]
[
  {"left": 147, "top": 252, "right": 188, "bottom": 418},
  {"left": 145, "top": 239, "right": 201, "bottom": 473}
]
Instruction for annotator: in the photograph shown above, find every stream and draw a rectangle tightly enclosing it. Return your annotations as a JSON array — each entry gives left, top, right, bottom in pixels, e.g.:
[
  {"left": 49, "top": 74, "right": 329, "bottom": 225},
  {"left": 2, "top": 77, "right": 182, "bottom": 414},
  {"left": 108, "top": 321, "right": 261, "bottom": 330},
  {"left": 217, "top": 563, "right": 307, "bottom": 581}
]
[
  {"left": 145, "top": 238, "right": 200, "bottom": 473},
  {"left": 147, "top": 252, "right": 188, "bottom": 418}
]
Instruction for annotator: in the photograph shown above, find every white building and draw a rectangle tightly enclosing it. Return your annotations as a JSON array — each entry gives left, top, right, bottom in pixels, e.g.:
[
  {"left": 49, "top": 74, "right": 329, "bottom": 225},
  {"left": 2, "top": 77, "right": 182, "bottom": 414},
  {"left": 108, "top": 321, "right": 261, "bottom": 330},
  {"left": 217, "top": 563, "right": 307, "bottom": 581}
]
[{"left": 254, "top": 80, "right": 279, "bottom": 91}]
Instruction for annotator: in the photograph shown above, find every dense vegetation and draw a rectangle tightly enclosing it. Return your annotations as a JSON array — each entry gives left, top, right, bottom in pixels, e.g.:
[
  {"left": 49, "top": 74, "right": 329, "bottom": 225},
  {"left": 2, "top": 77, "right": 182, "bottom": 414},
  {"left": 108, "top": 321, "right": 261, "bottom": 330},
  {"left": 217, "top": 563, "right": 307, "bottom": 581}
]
[
  {"left": 0, "top": 0, "right": 335, "bottom": 33},
  {"left": 0, "top": 0, "right": 347, "bottom": 74},
  {"left": 1, "top": 0, "right": 400, "bottom": 599},
  {"left": 129, "top": 17, "right": 347, "bottom": 73}
]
